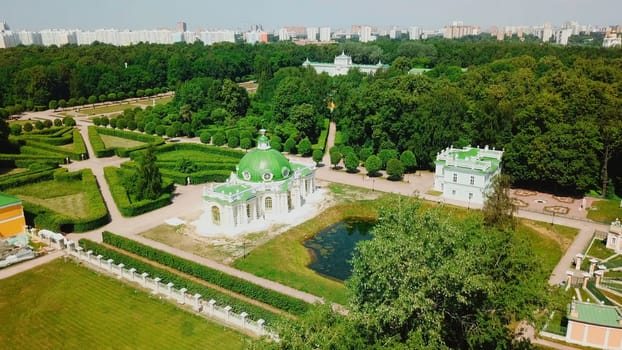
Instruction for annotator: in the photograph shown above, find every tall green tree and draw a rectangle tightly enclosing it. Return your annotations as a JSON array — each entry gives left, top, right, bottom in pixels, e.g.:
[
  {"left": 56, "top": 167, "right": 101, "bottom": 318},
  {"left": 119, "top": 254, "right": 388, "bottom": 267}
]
[
  {"left": 482, "top": 174, "right": 516, "bottom": 230},
  {"left": 135, "top": 145, "right": 163, "bottom": 200}
]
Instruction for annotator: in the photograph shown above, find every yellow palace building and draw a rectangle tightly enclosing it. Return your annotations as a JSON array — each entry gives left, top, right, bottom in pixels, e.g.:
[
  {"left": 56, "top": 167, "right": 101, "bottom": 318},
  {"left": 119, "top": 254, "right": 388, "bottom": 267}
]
[{"left": 0, "top": 192, "right": 26, "bottom": 238}]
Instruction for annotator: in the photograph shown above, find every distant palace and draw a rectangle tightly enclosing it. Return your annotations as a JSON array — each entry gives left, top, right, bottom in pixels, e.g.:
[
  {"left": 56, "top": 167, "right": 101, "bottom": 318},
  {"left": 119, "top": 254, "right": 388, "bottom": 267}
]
[{"left": 302, "top": 52, "right": 389, "bottom": 76}]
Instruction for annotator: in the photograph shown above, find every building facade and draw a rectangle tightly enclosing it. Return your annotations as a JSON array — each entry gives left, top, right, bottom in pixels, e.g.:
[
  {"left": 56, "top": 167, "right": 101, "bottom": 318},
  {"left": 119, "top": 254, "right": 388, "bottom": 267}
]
[
  {"left": 196, "top": 131, "right": 317, "bottom": 236},
  {"left": 566, "top": 301, "right": 622, "bottom": 349},
  {"left": 433, "top": 145, "right": 503, "bottom": 205},
  {"left": 0, "top": 193, "right": 26, "bottom": 238},
  {"left": 302, "top": 52, "right": 389, "bottom": 76}
]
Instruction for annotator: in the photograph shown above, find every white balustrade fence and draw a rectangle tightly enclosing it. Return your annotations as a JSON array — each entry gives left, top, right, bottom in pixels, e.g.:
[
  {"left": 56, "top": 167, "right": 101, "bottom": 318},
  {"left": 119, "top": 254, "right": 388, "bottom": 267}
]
[{"left": 63, "top": 240, "right": 276, "bottom": 338}]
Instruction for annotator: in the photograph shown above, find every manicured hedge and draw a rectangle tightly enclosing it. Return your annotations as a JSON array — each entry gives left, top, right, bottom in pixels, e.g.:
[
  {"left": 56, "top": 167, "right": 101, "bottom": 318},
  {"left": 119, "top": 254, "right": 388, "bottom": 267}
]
[
  {"left": 103, "top": 166, "right": 172, "bottom": 217},
  {"left": 150, "top": 143, "right": 244, "bottom": 160},
  {"left": 16, "top": 127, "right": 74, "bottom": 145},
  {"left": 23, "top": 139, "right": 82, "bottom": 160},
  {"left": 88, "top": 126, "right": 114, "bottom": 157},
  {"left": 95, "top": 126, "right": 164, "bottom": 144},
  {"left": 21, "top": 169, "right": 109, "bottom": 232},
  {"left": 0, "top": 168, "right": 56, "bottom": 191},
  {"left": 102, "top": 231, "right": 310, "bottom": 316},
  {"left": 0, "top": 153, "right": 64, "bottom": 166},
  {"left": 79, "top": 239, "right": 280, "bottom": 324},
  {"left": 72, "top": 129, "right": 88, "bottom": 157},
  {"left": 158, "top": 168, "right": 233, "bottom": 185},
  {"left": 313, "top": 118, "right": 330, "bottom": 151}
]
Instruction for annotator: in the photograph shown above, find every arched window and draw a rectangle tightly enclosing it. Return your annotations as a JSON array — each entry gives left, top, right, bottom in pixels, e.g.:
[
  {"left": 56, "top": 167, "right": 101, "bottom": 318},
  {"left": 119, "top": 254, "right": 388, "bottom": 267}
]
[
  {"left": 246, "top": 204, "right": 252, "bottom": 219},
  {"left": 265, "top": 197, "right": 273, "bottom": 212},
  {"left": 211, "top": 206, "right": 220, "bottom": 225},
  {"left": 287, "top": 191, "right": 293, "bottom": 210}
]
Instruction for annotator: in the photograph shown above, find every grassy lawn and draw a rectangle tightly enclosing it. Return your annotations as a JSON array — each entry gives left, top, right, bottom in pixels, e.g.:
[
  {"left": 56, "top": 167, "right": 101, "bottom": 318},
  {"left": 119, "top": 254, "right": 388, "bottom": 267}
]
[
  {"left": 100, "top": 134, "right": 146, "bottom": 148},
  {"left": 587, "top": 199, "right": 622, "bottom": 223},
  {"left": 156, "top": 149, "right": 241, "bottom": 163},
  {"left": 135, "top": 95, "right": 174, "bottom": 106},
  {"left": 516, "top": 219, "right": 577, "bottom": 272},
  {"left": 605, "top": 255, "right": 622, "bottom": 269},
  {"left": 0, "top": 259, "right": 247, "bottom": 349},
  {"left": 79, "top": 103, "right": 144, "bottom": 116},
  {"left": 6, "top": 180, "right": 89, "bottom": 217},
  {"left": 232, "top": 199, "right": 383, "bottom": 305},
  {"left": 585, "top": 238, "right": 614, "bottom": 260},
  {"left": 544, "top": 310, "right": 567, "bottom": 336}
]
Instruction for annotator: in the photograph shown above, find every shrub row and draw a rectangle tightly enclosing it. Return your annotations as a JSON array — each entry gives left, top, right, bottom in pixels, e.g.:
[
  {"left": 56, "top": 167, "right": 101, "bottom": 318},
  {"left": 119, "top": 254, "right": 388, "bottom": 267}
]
[
  {"left": 87, "top": 126, "right": 115, "bottom": 157},
  {"left": 313, "top": 118, "right": 330, "bottom": 151},
  {"left": 23, "top": 169, "right": 109, "bottom": 232},
  {"left": 72, "top": 129, "right": 88, "bottom": 157},
  {"left": 95, "top": 127, "right": 164, "bottom": 144},
  {"left": 151, "top": 143, "right": 244, "bottom": 160},
  {"left": 23, "top": 139, "right": 82, "bottom": 160},
  {"left": 0, "top": 167, "right": 56, "bottom": 191},
  {"left": 158, "top": 168, "right": 232, "bottom": 184},
  {"left": 0, "top": 152, "right": 64, "bottom": 165},
  {"left": 79, "top": 239, "right": 280, "bottom": 324},
  {"left": 90, "top": 126, "right": 164, "bottom": 158},
  {"left": 18, "top": 127, "right": 74, "bottom": 146},
  {"left": 103, "top": 166, "right": 172, "bottom": 217},
  {"left": 102, "top": 231, "right": 310, "bottom": 316}
]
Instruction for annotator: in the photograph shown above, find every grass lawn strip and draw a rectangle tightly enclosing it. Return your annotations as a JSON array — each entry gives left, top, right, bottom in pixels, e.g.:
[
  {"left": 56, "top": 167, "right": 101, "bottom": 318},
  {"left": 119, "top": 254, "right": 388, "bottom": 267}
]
[
  {"left": 587, "top": 199, "right": 622, "bottom": 223},
  {"left": 101, "top": 241, "right": 293, "bottom": 319},
  {"left": 99, "top": 133, "right": 146, "bottom": 148},
  {"left": 0, "top": 259, "right": 246, "bottom": 350}
]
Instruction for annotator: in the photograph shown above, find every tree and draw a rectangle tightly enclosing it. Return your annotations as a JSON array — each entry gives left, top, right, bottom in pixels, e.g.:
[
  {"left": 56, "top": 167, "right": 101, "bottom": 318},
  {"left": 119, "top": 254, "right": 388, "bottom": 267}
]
[
  {"left": 100, "top": 116, "right": 109, "bottom": 127},
  {"left": 270, "top": 135, "right": 282, "bottom": 151},
  {"left": 212, "top": 131, "right": 226, "bottom": 146},
  {"left": 344, "top": 151, "right": 360, "bottom": 173},
  {"left": 359, "top": 147, "right": 373, "bottom": 164},
  {"left": 34, "top": 120, "right": 44, "bottom": 130},
  {"left": 228, "top": 134, "right": 240, "bottom": 148},
  {"left": 199, "top": 131, "right": 211, "bottom": 144},
  {"left": 483, "top": 174, "right": 516, "bottom": 230},
  {"left": 297, "top": 137, "right": 312, "bottom": 156},
  {"left": 284, "top": 137, "right": 296, "bottom": 154},
  {"left": 378, "top": 148, "right": 398, "bottom": 169},
  {"left": 348, "top": 199, "right": 550, "bottom": 349},
  {"left": 23, "top": 122, "right": 33, "bottom": 132},
  {"left": 240, "top": 137, "right": 252, "bottom": 150},
  {"left": 48, "top": 100, "right": 57, "bottom": 110},
  {"left": 62, "top": 116, "right": 76, "bottom": 126},
  {"left": 312, "top": 149, "right": 323, "bottom": 166},
  {"left": 365, "top": 155, "right": 382, "bottom": 176},
  {"left": 290, "top": 103, "right": 320, "bottom": 140},
  {"left": 88, "top": 95, "right": 97, "bottom": 107},
  {"left": 43, "top": 119, "right": 52, "bottom": 128},
  {"left": 400, "top": 150, "right": 417, "bottom": 172},
  {"left": 134, "top": 146, "right": 163, "bottom": 200},
  {"left": 386, "top": 158, "right": 404, "bottom": 180},
  {"left": 9, "top": 124, "right": 22, "bottom": 136},
  {"left": 53, "top": 118, "right": 62, "bottom": 127},
  {"left": 329, "top": 148, "right": 342, "bottom": 169}
]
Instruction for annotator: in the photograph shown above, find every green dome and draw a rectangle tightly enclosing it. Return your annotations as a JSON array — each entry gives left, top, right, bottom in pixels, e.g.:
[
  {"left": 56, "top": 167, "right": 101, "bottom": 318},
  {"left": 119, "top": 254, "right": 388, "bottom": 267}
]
[{"left": 236, "top": 130, "right": 292, "bottom": 182}]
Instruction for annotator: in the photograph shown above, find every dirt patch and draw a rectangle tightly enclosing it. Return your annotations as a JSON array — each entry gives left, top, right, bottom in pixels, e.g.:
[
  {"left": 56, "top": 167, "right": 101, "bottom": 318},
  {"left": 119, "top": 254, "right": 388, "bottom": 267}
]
[{"left": 522, "top": 221, "right": 573, "bottom": 251}]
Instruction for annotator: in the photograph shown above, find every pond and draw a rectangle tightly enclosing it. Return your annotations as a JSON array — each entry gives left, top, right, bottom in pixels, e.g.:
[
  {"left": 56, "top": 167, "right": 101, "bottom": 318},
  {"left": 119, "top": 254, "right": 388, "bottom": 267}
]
[{"left": 303, "top": 219, "right": 374, "bottom": 281}]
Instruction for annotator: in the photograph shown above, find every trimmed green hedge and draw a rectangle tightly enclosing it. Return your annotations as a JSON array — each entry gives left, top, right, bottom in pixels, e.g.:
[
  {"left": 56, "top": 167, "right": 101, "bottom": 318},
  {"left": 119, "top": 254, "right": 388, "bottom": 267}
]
[
  {"left": 72, "top": 129, "right": 88, "bottom": 157},
  {"left": 23, "top": 139, "right": 82, "bottom": 160},
  {"left": 16, "top": 127, "right": 74, "bottom": 145},
  {"left": 313, "top": 118, "right": 330, "bottom": 151},
  {"left": 0, "top": 168, "right": 57, "bottom": 191},
  {"left": 149, "top": 143, "right": 244, "bottom": 160},
  {"left": 21, "top": 169, "right": 109, "bottom": 232},
  {"left": 88, "top": 126, "right": 164, "bottom": 158},
  {"left": 102, "top": 231, "right": 310, "bottom": 316},
  {"left": 88, "top": 126, "right": 114, "bottom": 157},
  {"left": 103, "top": 166, "right": 172, "bottom": 217},
  {"left": 79, "top": 239, "right": 280, "bottom": 324},
  {"left": 0, "top": 153, "right": 64, "bottom": 166}
]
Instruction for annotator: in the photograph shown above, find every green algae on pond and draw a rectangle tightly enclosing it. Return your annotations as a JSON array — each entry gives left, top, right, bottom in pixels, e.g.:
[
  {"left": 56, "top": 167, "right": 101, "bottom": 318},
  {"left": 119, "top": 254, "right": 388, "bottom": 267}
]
[{"left": 303, "top": 219, "right": 374, "bottom": 281}]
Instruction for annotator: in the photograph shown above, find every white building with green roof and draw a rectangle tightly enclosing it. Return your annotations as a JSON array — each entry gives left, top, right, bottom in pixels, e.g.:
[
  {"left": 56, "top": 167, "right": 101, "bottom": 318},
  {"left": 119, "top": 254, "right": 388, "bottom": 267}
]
[
  {"left": 195, "top": 130, "right": 317, "bottom": 236},
  {"left": 302, "top": 52, "right": 389, "bottom": 76},
  {"left": 433, "top": 145, "right": 503, "bottom": 205}
]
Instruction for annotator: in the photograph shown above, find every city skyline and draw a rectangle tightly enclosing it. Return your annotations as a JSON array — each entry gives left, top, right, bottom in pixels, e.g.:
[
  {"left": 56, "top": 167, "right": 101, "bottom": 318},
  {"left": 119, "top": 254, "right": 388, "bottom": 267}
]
[{"left": 2, "top": 0, "right": 621, "bottom": 32}]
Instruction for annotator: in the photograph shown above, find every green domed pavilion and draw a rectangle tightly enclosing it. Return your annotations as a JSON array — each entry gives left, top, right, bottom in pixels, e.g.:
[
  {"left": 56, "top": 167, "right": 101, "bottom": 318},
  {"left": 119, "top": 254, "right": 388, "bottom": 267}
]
[{"left": 197, "top": 130, "right": 318, "bottom": 236}]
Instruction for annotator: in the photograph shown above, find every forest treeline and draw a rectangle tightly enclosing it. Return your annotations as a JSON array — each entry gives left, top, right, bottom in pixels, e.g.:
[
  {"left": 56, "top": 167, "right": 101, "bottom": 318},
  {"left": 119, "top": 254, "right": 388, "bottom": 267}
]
[{"left": 0, "top": 39, "right": 621, "bottom": 195}]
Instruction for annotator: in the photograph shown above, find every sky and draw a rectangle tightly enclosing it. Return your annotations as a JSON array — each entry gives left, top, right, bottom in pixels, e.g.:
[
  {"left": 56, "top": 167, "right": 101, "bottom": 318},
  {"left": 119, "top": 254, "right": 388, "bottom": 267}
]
[{"left": 2, "top": 0, "right": 621, "bottom": 32}]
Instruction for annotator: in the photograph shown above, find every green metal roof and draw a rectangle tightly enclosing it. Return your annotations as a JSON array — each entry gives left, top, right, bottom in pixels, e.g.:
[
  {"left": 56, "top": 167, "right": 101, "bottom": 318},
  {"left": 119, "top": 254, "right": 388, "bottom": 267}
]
[
  {"left": 568, "top": 302, "right": 622, "bottom": 328},
  {"left": 0, "top": 192, "right": 21, "bottom": 208},
  {"left": 213, "top": 184, "right": 251, "bottom": 195}
]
